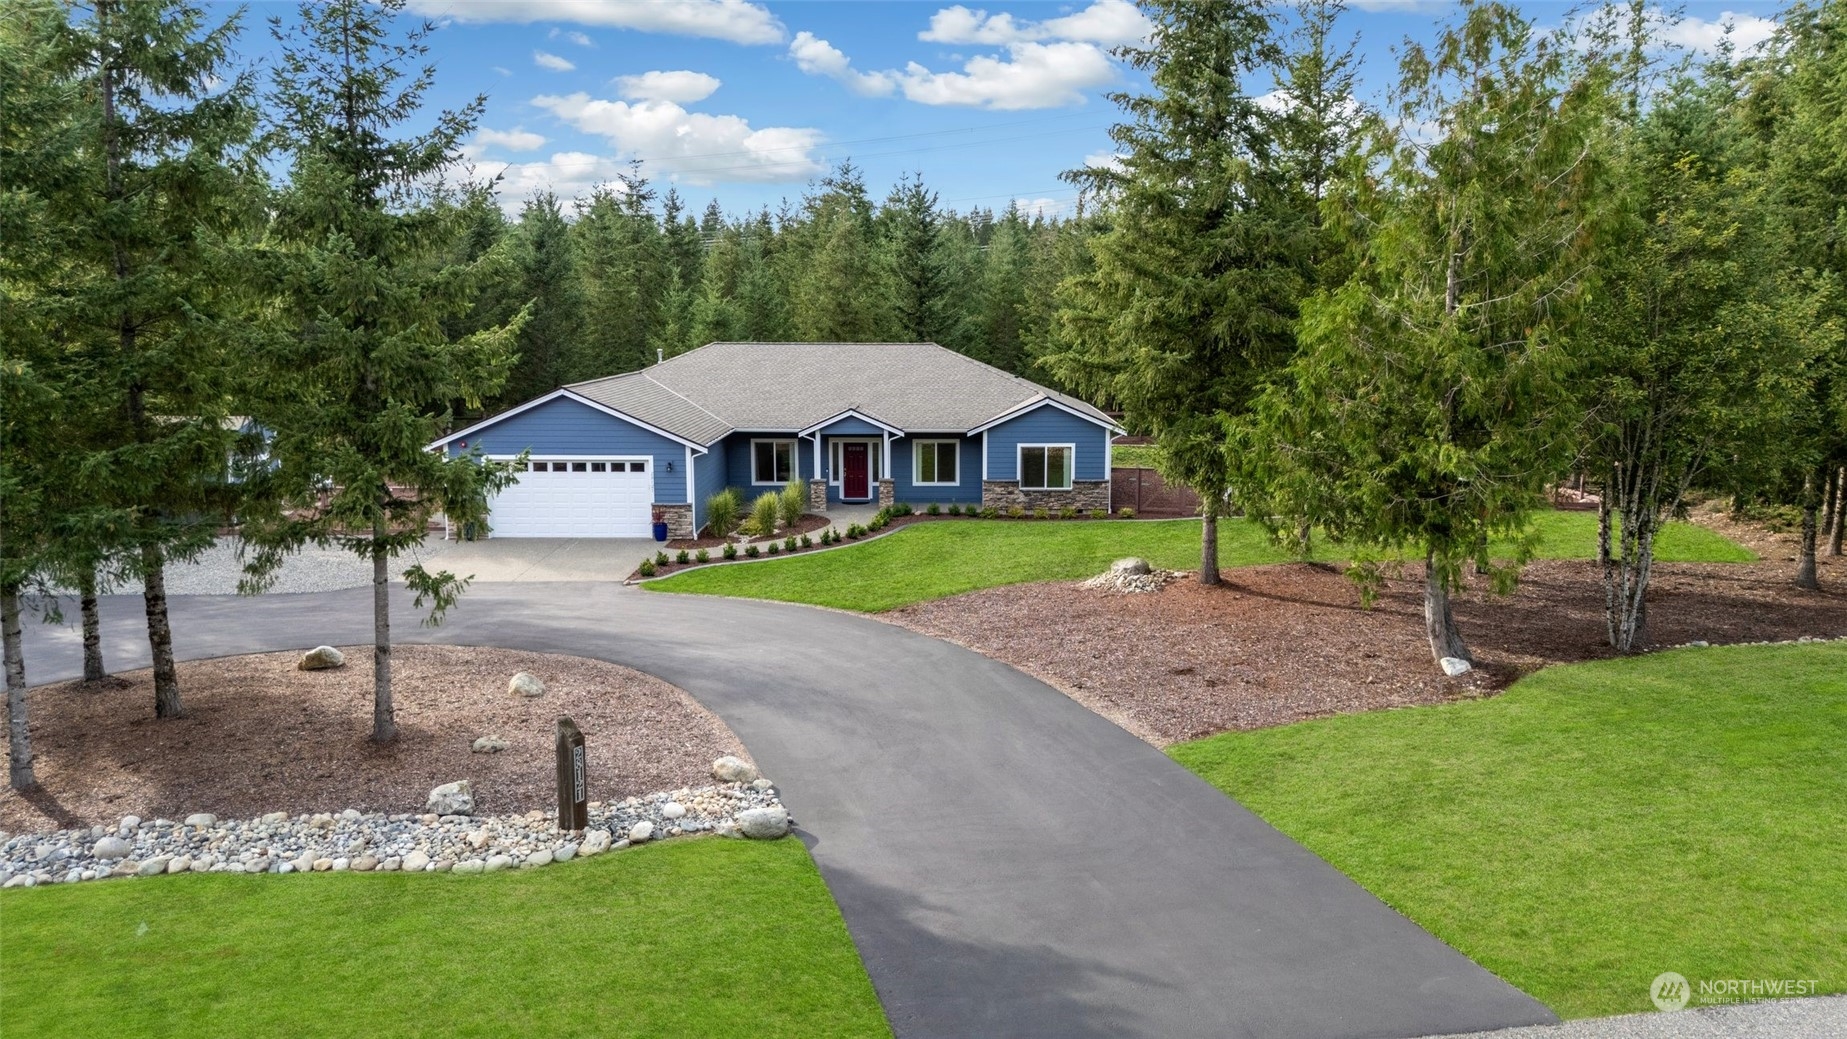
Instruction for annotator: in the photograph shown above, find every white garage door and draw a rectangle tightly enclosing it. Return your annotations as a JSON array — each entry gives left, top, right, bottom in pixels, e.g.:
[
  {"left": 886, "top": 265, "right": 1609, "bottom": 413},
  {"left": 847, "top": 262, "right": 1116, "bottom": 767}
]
[{"left": 487, "top": 457, "right": 654, "bottom": 538}]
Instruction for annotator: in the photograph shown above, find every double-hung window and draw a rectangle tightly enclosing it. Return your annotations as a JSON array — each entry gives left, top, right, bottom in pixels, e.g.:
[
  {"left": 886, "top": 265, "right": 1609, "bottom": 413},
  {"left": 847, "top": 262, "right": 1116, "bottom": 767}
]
[
  {"left": 752, "top": 439, "right": 796, "bottom": 484},
  {"left": 1018, "top": 445, "right": 1073, "bottom": 490},
  {"left": 913, "top": 440, "right": 959, "bottom": 486}
]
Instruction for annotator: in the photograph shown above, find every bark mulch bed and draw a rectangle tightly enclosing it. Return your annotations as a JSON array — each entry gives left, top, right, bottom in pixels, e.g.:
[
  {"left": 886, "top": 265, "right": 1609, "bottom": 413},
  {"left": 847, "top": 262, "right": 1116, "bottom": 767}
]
[
  {"left": 887, "top": 556, "right": 1846, "bottom": 747},
  {"left": 0, "top": 646, "right": 747, "bottom": 833}
]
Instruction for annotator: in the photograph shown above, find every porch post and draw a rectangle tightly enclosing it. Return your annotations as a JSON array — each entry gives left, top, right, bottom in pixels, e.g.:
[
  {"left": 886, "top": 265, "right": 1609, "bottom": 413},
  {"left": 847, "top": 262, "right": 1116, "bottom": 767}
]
[{"left": 881, "top": 431, "right": 892, "bottom": 478}]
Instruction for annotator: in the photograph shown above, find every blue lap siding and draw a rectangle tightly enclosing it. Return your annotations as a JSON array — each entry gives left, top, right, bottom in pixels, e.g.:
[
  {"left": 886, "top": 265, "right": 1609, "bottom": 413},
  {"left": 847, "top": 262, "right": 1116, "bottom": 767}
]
[
  {"left": 982, "top": 406, "right": 1111, "bottom": 483},
  {"left": 891, "top": 435, "right": 983, "bottom": 505},
  {"left": 446, "top": 396, "right": 690, "bottom": 506}
]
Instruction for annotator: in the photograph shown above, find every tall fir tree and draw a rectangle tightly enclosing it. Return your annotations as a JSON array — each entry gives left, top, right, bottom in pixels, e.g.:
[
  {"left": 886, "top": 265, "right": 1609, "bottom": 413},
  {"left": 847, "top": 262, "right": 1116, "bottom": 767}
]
[
  {"left": 498, "top": 190, "right": 583, "bottom": 405},
  {"left": 57, "top": 0, "right": 263, "bottom": 719},
  {"left": 1266, "top": 2, "right": 1618, "bottom": 666},
  {"left": 790, "top": 163, "right": 892, "bottom": 341},
  {"left": 1047, "top": 0, "right": 1307, "bottom": 585},
  {"left": 881, "top": 173, "right": 969, "bottom": 349},
  {"left": 247, "top": 0, "right": 522, "bottom": 743}
]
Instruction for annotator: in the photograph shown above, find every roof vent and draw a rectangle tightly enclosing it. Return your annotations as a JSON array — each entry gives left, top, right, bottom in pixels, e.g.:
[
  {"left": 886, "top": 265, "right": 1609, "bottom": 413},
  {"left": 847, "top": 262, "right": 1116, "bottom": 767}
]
[{"left": 656, "top": 348, "right": 663, "bottom": 365}]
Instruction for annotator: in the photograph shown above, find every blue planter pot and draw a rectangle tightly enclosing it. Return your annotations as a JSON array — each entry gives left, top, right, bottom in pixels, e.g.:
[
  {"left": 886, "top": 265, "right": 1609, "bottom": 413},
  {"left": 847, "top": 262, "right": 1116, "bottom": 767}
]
[{"left": 652, "top": 521, "right": 669, "bottom": 542}]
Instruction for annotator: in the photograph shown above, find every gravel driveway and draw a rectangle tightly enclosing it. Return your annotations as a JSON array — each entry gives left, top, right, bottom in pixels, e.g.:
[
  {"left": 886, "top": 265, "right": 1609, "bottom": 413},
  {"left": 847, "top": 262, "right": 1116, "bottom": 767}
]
[{"left": 75, "top": 536, "right": 459, "bottom": 596}]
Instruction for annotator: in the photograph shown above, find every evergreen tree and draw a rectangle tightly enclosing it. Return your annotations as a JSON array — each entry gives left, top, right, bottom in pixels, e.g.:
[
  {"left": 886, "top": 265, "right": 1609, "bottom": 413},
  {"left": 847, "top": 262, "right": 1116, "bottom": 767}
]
[
  {"left": 881, "top": 173, "right": 969, "bottom": 348},
  {"left": 57, "top": 0, "right": 264, "bottom": 719},
  {"left": 248, "top": 0, "right": 522, "bottom": 743},
  {"left": 978, "top": 204, "right": 1033, "bottom": 371},
  {"left": 499, "top": 190, "right": 583, "bottom": 404},
  {"left": 1047, "top": 0, "right": 1307, "bottom": 586},
  {"left": 575, "top": 168, "right": 666, "bottom": 375},
  {"left": 1267, "top": 2, "right": 1618, "bottom": 666},
  {"left": 790, "top": 163, "right": 891, "bottom": 341}
]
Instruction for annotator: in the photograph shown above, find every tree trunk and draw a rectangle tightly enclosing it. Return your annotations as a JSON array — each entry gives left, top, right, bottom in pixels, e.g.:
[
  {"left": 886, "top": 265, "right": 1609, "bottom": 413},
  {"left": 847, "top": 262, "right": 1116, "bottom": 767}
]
[
  {"left": 4, "top": 584, "right": 37, "bottom": 791},
  {"left": 1598, "top": 490, "right": 1616, "bottom": 647},
  {"left": 1198, "top": 499, "right": 1221, "bottom": 586},
  {"left": 80, "top": 564, "right": 106, "bottom": 683},
  {"left": 1824, "top": 466, "right": 1839, "bottom": 557},
  {"left": 141, "top": 542, "right": 182, "bottom": 718},
  {"left": 371, "top": 520, "right": 397, "bottom": 743},
  {"left": 1423, "top": 551, "right": 1471, "bottom": 666},
  {"left": 1822, "top": 467, "right": 1839, "bottom": 554},
  {"left": 1795, "top": 468, "right": 1821, "bottom": 591}
]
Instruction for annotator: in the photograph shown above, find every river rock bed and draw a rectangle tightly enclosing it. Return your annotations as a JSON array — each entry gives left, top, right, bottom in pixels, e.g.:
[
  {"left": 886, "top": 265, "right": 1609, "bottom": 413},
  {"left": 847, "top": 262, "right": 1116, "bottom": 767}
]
[{"left": 0, "top": 782, "right": 787, "bottom": 889}]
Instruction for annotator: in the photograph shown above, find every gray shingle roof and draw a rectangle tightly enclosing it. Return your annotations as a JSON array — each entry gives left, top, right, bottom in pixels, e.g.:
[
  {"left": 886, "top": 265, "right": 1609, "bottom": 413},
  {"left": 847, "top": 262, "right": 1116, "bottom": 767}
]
[{"left": 566, "top": 342, "right": 1112, "bottom": 444}]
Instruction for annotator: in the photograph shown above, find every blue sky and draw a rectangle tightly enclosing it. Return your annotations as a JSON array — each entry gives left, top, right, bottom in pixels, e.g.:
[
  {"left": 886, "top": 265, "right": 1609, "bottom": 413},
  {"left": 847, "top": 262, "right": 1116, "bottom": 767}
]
[{"left": 247, "top": 1, "right": 1788, "bottom": 219}]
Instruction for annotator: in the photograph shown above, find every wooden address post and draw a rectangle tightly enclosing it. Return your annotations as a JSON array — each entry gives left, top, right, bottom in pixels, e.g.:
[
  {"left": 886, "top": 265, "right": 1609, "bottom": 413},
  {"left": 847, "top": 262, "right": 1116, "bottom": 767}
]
[{"left": 556, "top": 716, "right": 588, "bottom": 832}]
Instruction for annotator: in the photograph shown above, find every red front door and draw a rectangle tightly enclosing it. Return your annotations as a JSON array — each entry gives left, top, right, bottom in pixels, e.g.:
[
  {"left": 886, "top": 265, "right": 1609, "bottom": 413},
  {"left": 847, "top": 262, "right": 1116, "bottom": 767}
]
[{"left": 843, "top": 443, "right": 870, "bottom": 499}]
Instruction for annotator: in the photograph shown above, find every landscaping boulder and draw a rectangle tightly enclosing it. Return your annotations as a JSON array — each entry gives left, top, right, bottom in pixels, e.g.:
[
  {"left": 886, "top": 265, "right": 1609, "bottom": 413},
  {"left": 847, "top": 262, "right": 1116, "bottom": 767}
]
[
  {"left": 1111, "top": 557, "right": 1152, "bottom": 576},
  {"left": 508, "top": 672, "right": 545, "bottom": 698},
  {"left": 711, "top": 755, "right": 759, "bottom": 784},
  {"left": 426, "top": 780, "right": 474, "bottom": 816},
  {"left": 1439, "top": 657, "right": 1473, "bottom": 677},
  {"left": 627, "top": 820, "right": 654, "bottom": 844},
  {"left": 92, "top": 836, "right": 131, "bottom": 860},
  {"left": 736, "top": 806, "right": 790, "bottom": 840},
  {"left": 471, "top": 735, "right": 509, "bottom": 754},
  {"left": 298, "top": 646, "right": 345, "bottom": 671},
  {"left": 184, "top": 813, "right": 216, "bottom": 828}
]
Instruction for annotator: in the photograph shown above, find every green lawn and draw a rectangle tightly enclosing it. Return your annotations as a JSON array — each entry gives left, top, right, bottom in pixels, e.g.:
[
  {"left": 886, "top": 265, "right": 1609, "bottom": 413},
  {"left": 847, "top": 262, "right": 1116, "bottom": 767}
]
[
  {"left": 1111, "top": 443, "right": 1159, "bottom": 468},
  {"left": 1170, "top": 642, "right": 1847, "bottom": 1019},
  {"left": 648, "top": 512, "right": 1752, "bottom": 612},
  {"left": 0, "top": 838, "right": 890, "bottom": 1039}
]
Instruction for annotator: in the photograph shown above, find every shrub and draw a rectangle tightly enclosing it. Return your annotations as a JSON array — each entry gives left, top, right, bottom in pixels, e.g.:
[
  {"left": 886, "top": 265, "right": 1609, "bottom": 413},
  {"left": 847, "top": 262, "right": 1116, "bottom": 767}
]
[
  {"left": 1118, "top": 507, "right": 1136, "bottom": 519},
  {"left": 745, "top": 544, "right": 760, "bottom": 558},
  {"left": 947, "top": 503, "right": 962, "bottom": 516},
  {"left": 748, "top": 491, "right": 782, "bottom": 537},
  {"left": 979, "top": 506, "right": 999, "bottom": 519},
  {"left": 1088, "top": 509, "right": 1107, "bottom": 520},
  {"left": 1007, "top": 505, "right": 1026, "bottom": 519},
  {"left": 783, "top": 536, "right": 797, "bottom": 552},
  {"left": 1032, "top": 508, "right": 1049, "bottom": 520},
  {"left": 722, "top": 543, "right": 738, "bottom": 560},
  {"left": 767, "top": 542, "right": 780, "bottom": 555},
  {"left": 676, "top": 549, "right": 690, "bottom": 564},
  {"left": 846, "top": 523, "right": 864, "bottom": 539},
  {"left": 872, "top": 506, "right": 892, "bottom": 526},
  {"left": 779, "top": 477, "right": 807, "bottom": 529},
  {"left": 703, "top": 489, "right": 740, "bottom": 537},
  {"left": 1059, "top": 506, "right": 1078, "bottom": 520},
  {"left": 695, "top": 548, "right": 710, "bottom": 563},
  {"left": 926, "top": 503, "right": 941, "bottom": 516},
  {"left": 800, "top": 533, "right": 813, "bottom": 548},
  {"left": 891, "top": 502, "right": 913, "bottom": 517},
  {"left": 655, "top": 550, "right": 670, "bottom": 566},
  {"left": 637, "top": 558, "right": 657, "bottom": 577}
]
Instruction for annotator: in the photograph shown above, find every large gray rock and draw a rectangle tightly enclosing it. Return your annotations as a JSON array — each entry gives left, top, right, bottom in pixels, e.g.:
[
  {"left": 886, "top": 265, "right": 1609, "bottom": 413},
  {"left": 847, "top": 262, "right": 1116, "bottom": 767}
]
[
  {"left": 1439, "top": 656, "right": 1473, "bottom": 677},
  {"left": 426, "top": 780, "right": 474, "bottom": 816},
  {"left": 711, "top": 755, "right": 759, "bottom": 784},
  {"left": 402, "top": 850, "right": 431, "bottom": 873},
  {"left": 470, "top": 735, "right": 509, "bottom": 754},
  {"left": 736, "top": 806, "right": 791, "bottom": 840},
  {"left": 627, "top": 820, "right": 654, "bottom": 844},
  {"left": 1111, "top": 557, "right": 1152, "bottom": 576},
  {"left": 580, "top": 829, "right": 612, "bottom": 856},
  {"left": 298, "top": 646, "right": 345, "bottom": 671},
  {"left": 508, "top": 672, "right": 545, "bottom": 698},
  {"left": 92, "top": 835, "right": 131, "bottom": 860},
  {"left": 184, "top": 813, "right": 216, "bottom": 827}
]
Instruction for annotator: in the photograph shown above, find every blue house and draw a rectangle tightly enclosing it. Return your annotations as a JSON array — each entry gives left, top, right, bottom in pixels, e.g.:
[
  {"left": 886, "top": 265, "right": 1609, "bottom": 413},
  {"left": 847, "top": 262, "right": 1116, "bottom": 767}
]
[{"left": 429, "top": 341, "right": 1121, "bottom": 538}]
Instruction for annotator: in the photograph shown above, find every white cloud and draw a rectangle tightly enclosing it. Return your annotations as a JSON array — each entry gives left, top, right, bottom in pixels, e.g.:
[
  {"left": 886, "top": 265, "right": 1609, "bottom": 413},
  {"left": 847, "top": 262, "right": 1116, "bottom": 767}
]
[
  {"left": 472, "top": 151, "right": 632, "bottom": 211},
  {"left": 1662, "top": 10, "right": 1777, "bottom": 53},
  {"left": 491, "top": 65, "right": 512, "bottom": 77},
  {"left": 789, "top": 32, "right": 895, "bottom": 97},
  {"left": 534, "top": 50, "right": 576, "bottom": 72},
  {"left": 549, "top": 28, "right": 595, "bottom": 46},
  {"left": 533, "top": 91, "right": 825, "bottom": 184},
  {"left": 615, "top": 70, "right": 723, "bottom": 104},
  {"left": 919, "top": 0, "right": 1150, "bottom": 47},
  {"left": 1012, "top": 196, "right": 1070, "bottom": 219},
  {"left": 407, "top": 0, "right": 785, "bottom": 45},
  {"left": 895, "top": 41, "right": 1117, "bottom": 109},
  {"left": 1083, "top": 150, "right": 1125, "bottom": 172},
  {"left": 475, "top": 127, "right": 549, "bottom": 152}
]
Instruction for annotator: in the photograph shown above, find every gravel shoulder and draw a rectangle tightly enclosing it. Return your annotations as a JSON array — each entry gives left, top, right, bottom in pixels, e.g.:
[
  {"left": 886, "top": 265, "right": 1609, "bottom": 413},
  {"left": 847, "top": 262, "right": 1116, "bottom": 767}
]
[
  {"left": 0, "top": 645, "right": 747, "bottom": 832},
  {"left": 886, "top": 556, "right": 1846, "bottom": 746},
  {"left": 74, "top": 536, "right": 458, "bottom": 596},
  {"left": 1423, "top": 994, "right": 1846, "bottom": 1039}
]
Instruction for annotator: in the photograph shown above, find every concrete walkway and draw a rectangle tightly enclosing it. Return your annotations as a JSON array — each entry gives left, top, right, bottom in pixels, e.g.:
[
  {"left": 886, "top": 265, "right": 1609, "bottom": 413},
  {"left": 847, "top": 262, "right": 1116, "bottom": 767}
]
[{"left": 20, "top": 585, "right": 1555, "bottom": 1039}]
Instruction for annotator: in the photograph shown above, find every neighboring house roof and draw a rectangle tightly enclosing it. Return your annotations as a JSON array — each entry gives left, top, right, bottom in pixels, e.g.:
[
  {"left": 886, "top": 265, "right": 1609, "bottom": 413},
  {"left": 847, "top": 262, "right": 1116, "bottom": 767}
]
[{"left": 563, "top": 341, "right": 1116, "bottom": 444}]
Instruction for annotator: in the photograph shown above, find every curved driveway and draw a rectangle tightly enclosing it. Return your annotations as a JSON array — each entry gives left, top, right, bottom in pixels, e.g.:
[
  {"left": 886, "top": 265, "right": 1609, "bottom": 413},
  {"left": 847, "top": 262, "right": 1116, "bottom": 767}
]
[{"left": 22, "top": 584, "right": 1555, "bottom": 1039}]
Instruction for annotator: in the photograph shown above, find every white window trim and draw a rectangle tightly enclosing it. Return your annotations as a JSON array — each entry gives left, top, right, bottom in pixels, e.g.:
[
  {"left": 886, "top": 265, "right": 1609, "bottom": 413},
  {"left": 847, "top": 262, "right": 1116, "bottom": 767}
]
[
  {"left": 1016, "top": 443, "right": 1076, "bottom": 491},
  {"left": 912, "top": 439, "right": 961, "bottom": 486},
  {"left": 750, "top": 438, "right": 798, "bottom": 485},
  {"left": 827, "top": 438, "right": 883, "bottom": 490}
]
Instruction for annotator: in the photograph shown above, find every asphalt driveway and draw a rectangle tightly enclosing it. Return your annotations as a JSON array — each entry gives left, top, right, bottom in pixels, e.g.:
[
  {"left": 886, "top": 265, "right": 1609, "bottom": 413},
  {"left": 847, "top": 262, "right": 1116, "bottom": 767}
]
[{"left": 19, "top": 584, "right": 1556, "bottom": 1039}]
